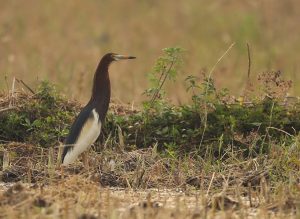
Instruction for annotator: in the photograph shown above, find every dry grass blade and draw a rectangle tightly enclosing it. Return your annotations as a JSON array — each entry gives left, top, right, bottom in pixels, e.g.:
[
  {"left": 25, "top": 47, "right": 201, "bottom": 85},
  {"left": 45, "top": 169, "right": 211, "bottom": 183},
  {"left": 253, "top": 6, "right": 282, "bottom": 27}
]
[
  {"left": 247, "top": 43, "right": 251, "bottom": 79},
  {"left": 15, "top": 78, "right": 35, "bottom": 94},
  {"left": 0, "top": 106, "right": 17, "bottom": 113},
  {"left": 118, "top": 125, "right": 125, "bottom": 151},
  {"left": 8, "top": 77, "right": 16, "bottom": 108},
  {"left": 199, "top": 42, "right": 235, "bottom": 149}
]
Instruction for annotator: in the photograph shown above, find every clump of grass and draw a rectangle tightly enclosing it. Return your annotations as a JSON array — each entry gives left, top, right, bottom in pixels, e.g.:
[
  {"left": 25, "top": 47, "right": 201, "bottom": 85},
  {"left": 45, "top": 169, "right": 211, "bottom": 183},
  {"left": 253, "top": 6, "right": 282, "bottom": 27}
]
[{"left": 0, "top": 81, "right": 79, "bottom": 147}]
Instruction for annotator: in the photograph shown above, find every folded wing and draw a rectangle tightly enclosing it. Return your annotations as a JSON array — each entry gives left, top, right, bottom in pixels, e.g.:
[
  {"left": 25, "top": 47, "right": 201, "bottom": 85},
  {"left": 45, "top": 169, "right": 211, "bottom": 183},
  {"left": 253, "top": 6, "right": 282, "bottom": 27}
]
[{"left": 62, "top": 108, "right": 101, "bottom": 165}]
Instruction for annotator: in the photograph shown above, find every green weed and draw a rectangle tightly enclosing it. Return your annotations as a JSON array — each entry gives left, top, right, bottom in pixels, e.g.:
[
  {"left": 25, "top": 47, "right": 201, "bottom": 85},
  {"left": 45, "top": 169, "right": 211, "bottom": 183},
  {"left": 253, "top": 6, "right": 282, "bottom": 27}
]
[{"left": 0, "top": 81, "right": 78, "bottom": 147}]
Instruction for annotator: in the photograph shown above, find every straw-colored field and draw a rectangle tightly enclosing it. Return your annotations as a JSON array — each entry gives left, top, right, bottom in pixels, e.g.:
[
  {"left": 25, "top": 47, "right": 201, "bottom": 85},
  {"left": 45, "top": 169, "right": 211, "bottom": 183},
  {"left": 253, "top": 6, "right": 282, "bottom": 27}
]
[
  {"left": 0, "top": 177, "right": 297, "bottom": 219},
  {"left": 1, "top": 0, "right": 300, "bottom": 104},
  {"left": 0, "top": 143, "right": 299, "bottom": 219}
]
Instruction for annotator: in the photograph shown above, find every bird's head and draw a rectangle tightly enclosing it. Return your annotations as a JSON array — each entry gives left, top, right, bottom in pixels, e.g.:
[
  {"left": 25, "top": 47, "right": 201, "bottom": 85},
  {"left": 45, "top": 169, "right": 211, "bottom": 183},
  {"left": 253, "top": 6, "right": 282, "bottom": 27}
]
[
  {"left": 110, "top": 53, "right": 136, "bottom": 61},
  {"left": 96, "top": 53, "right": 136, "bottom": 74},
  {"left": 102, "top": 53, "right": 136, "bottom": 63}
]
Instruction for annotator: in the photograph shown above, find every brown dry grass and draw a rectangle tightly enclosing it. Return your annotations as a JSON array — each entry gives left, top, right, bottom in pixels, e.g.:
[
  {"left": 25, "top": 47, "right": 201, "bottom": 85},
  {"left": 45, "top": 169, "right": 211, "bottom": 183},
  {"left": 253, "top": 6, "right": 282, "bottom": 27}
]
[
  {"left": 0, "top": 142, "right": 299, "bottom": 218},
  {"left": 1, "top": 176, "right": 297, "bottom": 219}
]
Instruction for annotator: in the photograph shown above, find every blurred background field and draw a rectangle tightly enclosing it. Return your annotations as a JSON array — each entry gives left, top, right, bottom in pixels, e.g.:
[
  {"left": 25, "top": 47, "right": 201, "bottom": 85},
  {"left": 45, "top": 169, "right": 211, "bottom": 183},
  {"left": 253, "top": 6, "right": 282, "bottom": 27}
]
[{"left": 1, "top": 0, "right": 300, "bottom": 104}]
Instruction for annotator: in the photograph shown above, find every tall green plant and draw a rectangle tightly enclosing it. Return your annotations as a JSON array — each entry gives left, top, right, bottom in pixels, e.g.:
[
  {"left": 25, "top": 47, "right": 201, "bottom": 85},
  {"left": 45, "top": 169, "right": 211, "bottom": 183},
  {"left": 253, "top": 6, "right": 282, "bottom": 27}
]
[{"left": 143, "top": 47, "right": 183, "bottom": 110}]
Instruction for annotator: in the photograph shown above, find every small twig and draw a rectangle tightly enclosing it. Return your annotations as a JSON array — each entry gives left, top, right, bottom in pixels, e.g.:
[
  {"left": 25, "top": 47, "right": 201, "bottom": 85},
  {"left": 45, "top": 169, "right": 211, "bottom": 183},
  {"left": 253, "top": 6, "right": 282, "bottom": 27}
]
[
  {"left": 56, "top": 142, "right": 63, "bottom": 167},
  {"left": 150, "top": 57, "right": 176, "bottom": 106},
  {"left": 153, "top": 62, "right": 174, "bottom": 99},
  {"left": 200, "top": 43, "right": 235, "bottom": 150},
  {"left": 2, "top": 150, "right": 10, "bottom": 170},
  {"left": 206, "top": 172, "right": 215, "bottom": 196},
  {"left": 247, "top": 43, "right": 251, "bottom": 79},
  {"left": 103, "top": 132, "right": 112, "bottom": 150},
  {"left": 266, "top": 126, "right": 293, "bottom": 137},
  {"left": 248, "top": 182, "right": 253, "bottom": 207},
  {"left": 9, "top": 77, "right": 16, "bottom": 107},
  {"left": 149, "top": 69, "right": 167, "bottom": 105},
  {"left": 0, "top": 106, "right": 17, "bottom": 113},
  {"left": 208, "top": 43, "right": 236, "bottom": 78},
  {"left": 4, "top": 75, "right": 9, "bottom": 92},
  {"left": 241, "top": 43, "right": 253, "bottom": 101},
  {"left": 16, "top": 78, "right": 35, "bottom": 94},
  {"left": 157, "top": 66, "right": 167, "bottom": 88},
  {"left": 117, "top": 125, "right": 125, "bottom": 151}
]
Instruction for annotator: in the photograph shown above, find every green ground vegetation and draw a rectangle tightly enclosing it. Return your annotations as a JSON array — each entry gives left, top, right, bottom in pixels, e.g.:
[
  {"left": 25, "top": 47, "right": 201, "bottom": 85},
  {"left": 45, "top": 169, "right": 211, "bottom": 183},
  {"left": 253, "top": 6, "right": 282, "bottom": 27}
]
[{"left": 0, "top": 48, "right": 299, "bottom": 187}]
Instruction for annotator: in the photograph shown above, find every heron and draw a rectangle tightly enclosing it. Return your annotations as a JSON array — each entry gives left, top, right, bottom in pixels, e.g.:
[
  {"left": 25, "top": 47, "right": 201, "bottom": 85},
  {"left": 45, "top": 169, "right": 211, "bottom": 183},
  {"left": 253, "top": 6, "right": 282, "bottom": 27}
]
[{"left": 61, "top": 53, "right": 136, "bottom": 165}]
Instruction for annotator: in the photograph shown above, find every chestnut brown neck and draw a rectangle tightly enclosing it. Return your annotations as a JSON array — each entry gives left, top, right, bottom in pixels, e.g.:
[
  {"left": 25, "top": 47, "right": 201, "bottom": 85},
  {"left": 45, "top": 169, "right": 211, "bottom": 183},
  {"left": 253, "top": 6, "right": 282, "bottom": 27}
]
[{"left": 88, "top": 55, "right": 113, "bottom": 122}]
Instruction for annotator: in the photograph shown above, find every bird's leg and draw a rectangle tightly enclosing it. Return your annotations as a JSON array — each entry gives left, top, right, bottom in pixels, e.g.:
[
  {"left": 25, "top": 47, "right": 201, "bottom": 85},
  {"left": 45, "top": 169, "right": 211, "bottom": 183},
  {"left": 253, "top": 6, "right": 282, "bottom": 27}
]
[
  {"left": 82, "top": 152, "right": 89, "bottom": 171},
  {"left": 60, "top": 165, "right": 65, "bottom": 179}
]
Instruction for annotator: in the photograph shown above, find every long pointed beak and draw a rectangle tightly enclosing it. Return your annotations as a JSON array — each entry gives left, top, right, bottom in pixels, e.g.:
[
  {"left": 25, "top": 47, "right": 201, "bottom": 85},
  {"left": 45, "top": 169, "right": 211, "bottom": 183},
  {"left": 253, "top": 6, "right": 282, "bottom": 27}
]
[{"left": 113, "top": 54, "right": 136, "bottom": 60}]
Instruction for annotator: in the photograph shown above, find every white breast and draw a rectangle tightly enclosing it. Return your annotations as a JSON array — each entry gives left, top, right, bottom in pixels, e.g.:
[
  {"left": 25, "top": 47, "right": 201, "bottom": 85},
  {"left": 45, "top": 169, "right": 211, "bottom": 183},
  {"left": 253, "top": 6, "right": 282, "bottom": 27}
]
[{"left": 63, "top": 109, "right": 101, "bottom": 165}]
